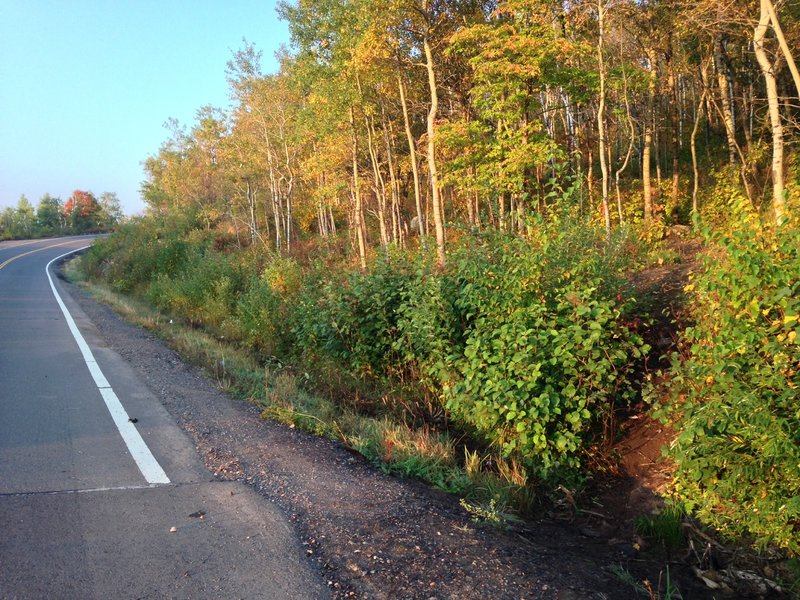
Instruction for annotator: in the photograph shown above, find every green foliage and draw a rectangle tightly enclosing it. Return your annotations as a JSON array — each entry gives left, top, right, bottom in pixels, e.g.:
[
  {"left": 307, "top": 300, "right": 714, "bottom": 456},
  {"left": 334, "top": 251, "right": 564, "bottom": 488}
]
[
  {"left": 82, "top": 217, "right": 195, "bottom": 293},
  {"left": 634, "top": 503, "right": 686, "bottom": 549},
  {"left": 439, "top": 227, "right": 647, "bottom": 478},
  {"left": 35, "top": 194, "right": 65, "bottom": 235},
  {"left": 293, "top": 248, "right": 417, "bottom": 380},
  {"left": 235, "top": 256, "right": 304, "bottom": 356},
  {"left": 697, "top": 165, "right": 749, "bottom": 228},
  {"left": 607, "top": 564, "right": 682, "bottom": 600},
  {"left": 294, "top": 219, "right": 648, "bottom": 480},
  {"left": 459, "top": 497, "right": 520, "bottom": 530},
  {"left": 0, "top": 193, "right": 92, "bottom": 239},
  {"left": 149, "top": 249, "right": 239, "bottom": 328},
  {"left": 656, "top": 198, "right": 800, "bottom": 554}
]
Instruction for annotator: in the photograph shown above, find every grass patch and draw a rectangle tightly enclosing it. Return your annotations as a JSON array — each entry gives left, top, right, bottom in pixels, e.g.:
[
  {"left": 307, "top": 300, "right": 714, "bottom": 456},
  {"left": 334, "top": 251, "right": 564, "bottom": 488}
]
[
  {"left": 635, "top": 502, "right": 686, "bottom": 549},
  {"left": 66, "top": 256, "right": 264, "bottom": 395}
]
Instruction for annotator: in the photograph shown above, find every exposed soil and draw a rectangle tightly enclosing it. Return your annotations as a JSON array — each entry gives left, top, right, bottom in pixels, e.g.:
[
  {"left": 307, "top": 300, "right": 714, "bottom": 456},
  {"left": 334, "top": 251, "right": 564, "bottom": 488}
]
[{"left": 59, "top": 242, "right": 787, "bottom": 599}]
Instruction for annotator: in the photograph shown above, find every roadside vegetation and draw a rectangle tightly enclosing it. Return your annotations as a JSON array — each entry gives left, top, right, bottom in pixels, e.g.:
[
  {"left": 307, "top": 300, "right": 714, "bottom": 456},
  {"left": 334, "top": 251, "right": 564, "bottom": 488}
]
[
  {"left": 75, "top": 0, "right": 798, "bottom": 593},
  {"left": 79, "top": 209, "right": 659, "bottom": 508}
]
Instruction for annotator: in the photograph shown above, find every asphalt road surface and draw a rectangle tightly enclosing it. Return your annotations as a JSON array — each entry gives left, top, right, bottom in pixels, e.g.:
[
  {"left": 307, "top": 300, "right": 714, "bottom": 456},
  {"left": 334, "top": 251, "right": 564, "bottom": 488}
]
[{"left": 0, "top": 237, "right": 325, "bottom": 599}]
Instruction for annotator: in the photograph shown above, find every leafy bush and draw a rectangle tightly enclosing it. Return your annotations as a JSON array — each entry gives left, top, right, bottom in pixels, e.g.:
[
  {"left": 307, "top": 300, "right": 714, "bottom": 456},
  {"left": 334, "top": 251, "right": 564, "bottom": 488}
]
[
  {"left": 293, "top": 250, "right": 416, "bottom": 380},
  {"left": 698, "top": 165, "right": 749, "bottom": 229},
  {"left": 296, "top": 222, "right": 647, "bottom": 480},
  {"left": 446, "top": 283, "right": 644, "bottom": 476},
  {"left": 438, "top": 229, "right": 647, "bottom": 478},
  {"left": 81, "top": 216, "right": 196, "bottom": 293},
  {"left": 235, "top": 256, "right": 304, "bottom": 356},
  {"left": 657, "top": 199, "right": 800, "bottom": 554}
]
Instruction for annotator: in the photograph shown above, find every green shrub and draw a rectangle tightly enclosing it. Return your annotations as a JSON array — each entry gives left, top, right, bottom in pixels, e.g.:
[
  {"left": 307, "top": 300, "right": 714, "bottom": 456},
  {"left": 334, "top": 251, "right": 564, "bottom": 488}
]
[
  {"left": 154, "top": 244, "right": 247, "bottom": 330},
  {"left": 235, "top": 256, "right": 304, "bottom": 356},
  {"left": 436, "top": 230, "right": 647, "bottom": 478},
  {"left": 297, "top": 223, "right": 647, "bottom": 479},
  {"left": 81, "top": 216, "right": 197, "bottom": 293},
  {"left": 394, "top": 261, "right": 459, "bottom": 388},
  {"left": 293, "top": 250, "right": 416, "bottom": 379},
  {"left": 446, "top": 283, "right": 645, "bottom": 476},
  {"left": 657, "top": 199, "right": 800, "bottom": 554},
  {"left": 698, "top": 165, "right": 749, "bottom": 229}
]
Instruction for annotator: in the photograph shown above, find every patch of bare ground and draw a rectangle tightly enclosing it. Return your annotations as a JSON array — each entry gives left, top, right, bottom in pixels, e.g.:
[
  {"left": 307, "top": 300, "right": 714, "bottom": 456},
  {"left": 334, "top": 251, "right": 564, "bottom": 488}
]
[{"left": 61, "top": 243, "right": 786, "bottom": 600}]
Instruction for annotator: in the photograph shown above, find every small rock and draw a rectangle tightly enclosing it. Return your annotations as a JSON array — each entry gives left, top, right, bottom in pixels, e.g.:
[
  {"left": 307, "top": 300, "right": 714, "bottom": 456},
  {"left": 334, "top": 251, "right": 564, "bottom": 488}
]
[
  {"left": 169, "top": 526, "right": 177, "bottom": 533},
  {"left": 579, "top": 527, "right": 601, "bottom": 538}
]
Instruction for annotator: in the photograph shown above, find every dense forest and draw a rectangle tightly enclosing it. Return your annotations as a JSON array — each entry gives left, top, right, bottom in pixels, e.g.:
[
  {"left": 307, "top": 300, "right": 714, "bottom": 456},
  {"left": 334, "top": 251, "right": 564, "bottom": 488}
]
[
  {"left": 0, "top": 190, "right": 122, "bottom": 239},
  {"left": 79, "top": 0, "right": 798, "bottom": 567}
]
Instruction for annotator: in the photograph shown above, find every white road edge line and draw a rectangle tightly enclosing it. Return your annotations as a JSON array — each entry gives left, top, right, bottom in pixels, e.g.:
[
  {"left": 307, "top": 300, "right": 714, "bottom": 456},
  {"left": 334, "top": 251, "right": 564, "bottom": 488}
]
[{"left": 46, "top": 247, "right": 170, "bottom": 485}]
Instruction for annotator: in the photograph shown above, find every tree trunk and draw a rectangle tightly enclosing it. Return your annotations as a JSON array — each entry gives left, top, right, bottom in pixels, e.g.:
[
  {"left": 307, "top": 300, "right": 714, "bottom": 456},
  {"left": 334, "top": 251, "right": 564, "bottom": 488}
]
[
  {"left": 715, "top": 36, "right": 737, "bottom": 165},
  {"left": 691, "top": 61, "right": 711, "bottom": 217},
  {"left": 366, "top": 115, "right": 389, "bottom": 247},
  {"left": 267, "top": 152, "right": 282, "bottom": 252},
  {"left": 643, "top": 47, "right": 657, "bottom": 221},
  {"left": 615, "top": 67, "right": 635, "bottom": 224},
  {"left": 381, "top": 112, "right": 402, "bottom": 246},
  {"left": 597, "top": 0, "right": 611, "bottom": 235},
  {"left": 754, "top": 0, "right": 785, "bottom": 224},
  {"left": 282, "top": 132, "right": 294, "bottom": 254},
  {"left": 399, "top": 76, "right": 425, "bottom": 239},
  {"left": 350, "top": 106, "right": 367, "bottom": 271},
  {"left": 764, "top": 0, "right": 800, "bottom": 98},
  {"left": 423, "top": 30, "right": 446, "bottom": 269},
  {"left": 667, "top": 50, "right": 680, "bottom": 210},
  {"left": 246, "top": 180, "right": 257, "bottom": 245}
]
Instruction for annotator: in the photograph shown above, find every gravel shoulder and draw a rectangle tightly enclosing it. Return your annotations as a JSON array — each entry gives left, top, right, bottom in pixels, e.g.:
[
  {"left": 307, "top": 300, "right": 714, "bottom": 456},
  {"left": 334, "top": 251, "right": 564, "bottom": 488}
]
[{"left": 61, "top": 271, "right": 704, "bottom": 600}]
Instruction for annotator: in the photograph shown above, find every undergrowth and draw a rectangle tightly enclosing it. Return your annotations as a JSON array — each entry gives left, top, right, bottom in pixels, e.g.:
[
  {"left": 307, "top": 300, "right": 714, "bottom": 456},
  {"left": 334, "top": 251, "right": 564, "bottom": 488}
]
[
  {"left": 634, "top": 502, "right": 686, "bottom": 550},
  {"left": 74, "top": 210, "right": 655, "bottom": 519}
]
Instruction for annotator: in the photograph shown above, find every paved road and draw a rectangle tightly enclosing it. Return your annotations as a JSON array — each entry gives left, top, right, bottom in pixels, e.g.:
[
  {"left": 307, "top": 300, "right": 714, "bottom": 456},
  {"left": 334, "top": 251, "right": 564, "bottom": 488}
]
[{"left": 0, "top": 237, "right": 325, "bottom": 599}]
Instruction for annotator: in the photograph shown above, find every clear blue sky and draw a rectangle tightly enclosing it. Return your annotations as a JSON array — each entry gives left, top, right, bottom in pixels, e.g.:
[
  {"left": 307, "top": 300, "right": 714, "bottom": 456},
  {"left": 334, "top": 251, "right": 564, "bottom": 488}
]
[{"left": 0, "top": 1, "right": 289, "bottom": 215}]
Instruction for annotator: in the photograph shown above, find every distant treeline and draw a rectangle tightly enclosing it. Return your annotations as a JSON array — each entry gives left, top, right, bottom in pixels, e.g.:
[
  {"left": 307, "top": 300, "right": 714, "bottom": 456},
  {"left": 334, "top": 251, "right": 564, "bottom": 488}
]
[{"left": 0, "top": 190, "right": 122, "bottom": 240}]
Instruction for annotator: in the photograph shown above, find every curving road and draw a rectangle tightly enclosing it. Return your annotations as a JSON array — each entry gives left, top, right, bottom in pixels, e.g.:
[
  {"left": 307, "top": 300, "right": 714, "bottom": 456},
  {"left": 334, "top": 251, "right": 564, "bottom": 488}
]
[{"left": 0, "top": 237, "right": 324, "bottom": 599}]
